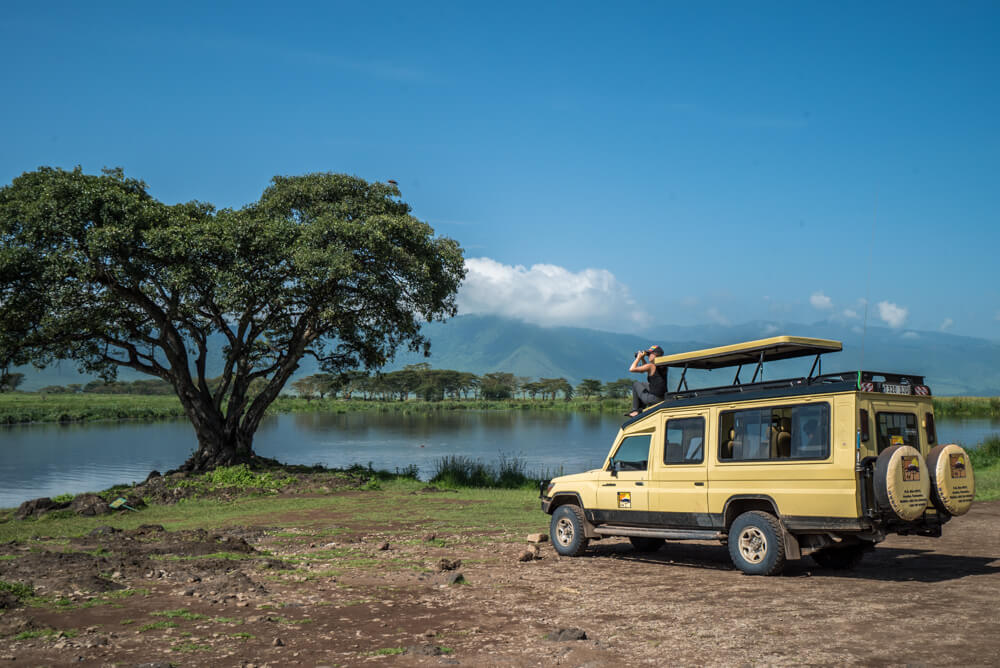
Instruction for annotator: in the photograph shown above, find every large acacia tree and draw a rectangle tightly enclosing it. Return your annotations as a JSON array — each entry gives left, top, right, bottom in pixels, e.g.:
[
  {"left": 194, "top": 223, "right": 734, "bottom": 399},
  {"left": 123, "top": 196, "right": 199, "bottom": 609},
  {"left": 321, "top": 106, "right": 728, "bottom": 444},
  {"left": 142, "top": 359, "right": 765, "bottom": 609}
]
[{"left": 0, "top": 167, "right": 465, "bottom": 470}]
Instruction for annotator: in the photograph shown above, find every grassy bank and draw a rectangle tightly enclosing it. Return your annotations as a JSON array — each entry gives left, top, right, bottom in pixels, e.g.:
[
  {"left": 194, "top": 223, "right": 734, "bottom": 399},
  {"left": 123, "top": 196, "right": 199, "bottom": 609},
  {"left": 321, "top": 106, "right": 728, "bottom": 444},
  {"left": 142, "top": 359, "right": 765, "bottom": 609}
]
[
  {"left": 0, "top": 392, "right": 187, "bottom": 424},
  {"left": 3, "top": 392, "right": 1000, "bottom": 426},
  {"left": 0, "top": 472, "right": 542, "bottom": 544},
  {"left": 932, "top": 396, "right": 1000, "bottom": 418},
  {"left": 0, "top": 393, "right": 630, "bottom": 425}
]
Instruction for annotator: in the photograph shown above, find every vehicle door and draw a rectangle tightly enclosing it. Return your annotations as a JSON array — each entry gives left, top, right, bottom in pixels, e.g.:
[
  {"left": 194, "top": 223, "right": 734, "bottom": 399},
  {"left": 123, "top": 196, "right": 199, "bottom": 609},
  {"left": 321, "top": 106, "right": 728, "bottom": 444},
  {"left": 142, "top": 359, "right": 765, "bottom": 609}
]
[
  {"left": 648, "top": 412, "right": 710, "bottom": 527},
  {"left": 596, "top": 432, "right": 652, "bottom": 519}
]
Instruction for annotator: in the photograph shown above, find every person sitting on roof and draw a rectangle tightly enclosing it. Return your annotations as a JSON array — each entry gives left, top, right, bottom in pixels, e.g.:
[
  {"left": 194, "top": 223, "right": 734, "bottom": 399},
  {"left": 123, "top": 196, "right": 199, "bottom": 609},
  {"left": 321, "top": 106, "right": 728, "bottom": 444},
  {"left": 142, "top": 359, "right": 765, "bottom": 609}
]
[{"left": 626, "top": 345, "right": 667, "bottom": 418}]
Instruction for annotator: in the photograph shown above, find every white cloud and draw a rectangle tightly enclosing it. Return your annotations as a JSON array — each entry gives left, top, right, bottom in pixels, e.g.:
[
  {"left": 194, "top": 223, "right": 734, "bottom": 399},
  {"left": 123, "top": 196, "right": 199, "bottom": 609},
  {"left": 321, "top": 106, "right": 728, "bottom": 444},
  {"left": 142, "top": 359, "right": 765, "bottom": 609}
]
[
  {"left": 762, "top": 323, "right": 779, "bottom": 335},
  {"left": 940, "top": 318, "right": 954, "bottom": 331},
  {"left": 810, "top": 292, "right": 833, "bottom": 310},
  {"left": 842, "top": 309, "right": 859, "bottom": 319},
  {"left": 902, "top": 331, "right": 919, "bottom": 340},
  {"left": 706, "top": 307, "right": 731, "bottom": 326},
  {"left": 457, "top": 257, "right": 646, "bottom": 330},
  {"left": 877, "top": 301, "right": 908, "bottom": 329}
]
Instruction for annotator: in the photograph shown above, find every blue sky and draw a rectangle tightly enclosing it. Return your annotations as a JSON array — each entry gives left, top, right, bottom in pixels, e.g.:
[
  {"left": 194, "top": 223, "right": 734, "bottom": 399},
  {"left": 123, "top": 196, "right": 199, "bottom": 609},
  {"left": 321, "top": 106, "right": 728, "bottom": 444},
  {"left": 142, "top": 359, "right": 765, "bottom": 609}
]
[{"left": 2, "top": 2, "right": 997, "bottom": 339}]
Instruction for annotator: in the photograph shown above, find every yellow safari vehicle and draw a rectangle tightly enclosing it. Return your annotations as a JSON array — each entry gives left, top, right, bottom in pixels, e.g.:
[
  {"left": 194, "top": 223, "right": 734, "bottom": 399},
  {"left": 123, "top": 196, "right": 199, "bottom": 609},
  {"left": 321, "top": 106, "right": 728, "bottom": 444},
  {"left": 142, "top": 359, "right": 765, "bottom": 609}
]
[{"left": 540, "top": 336, "right": 975, "bottom": 575}]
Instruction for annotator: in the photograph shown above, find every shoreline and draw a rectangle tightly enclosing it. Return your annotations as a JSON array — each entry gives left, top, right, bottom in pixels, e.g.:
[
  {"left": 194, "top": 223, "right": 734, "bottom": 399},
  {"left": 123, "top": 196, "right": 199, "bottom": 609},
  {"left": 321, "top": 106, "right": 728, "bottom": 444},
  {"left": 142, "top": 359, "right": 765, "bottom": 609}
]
[{"left": 1, "top": 393, "right": 999, "bottom": 426}]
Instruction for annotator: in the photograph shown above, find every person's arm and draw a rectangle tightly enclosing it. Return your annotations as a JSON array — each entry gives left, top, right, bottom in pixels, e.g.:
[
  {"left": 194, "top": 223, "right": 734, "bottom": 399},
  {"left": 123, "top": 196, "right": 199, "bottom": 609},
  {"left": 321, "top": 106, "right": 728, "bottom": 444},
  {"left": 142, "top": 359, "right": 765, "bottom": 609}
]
[{"left": 629, "top": 352, "right": 655, "bottom": 375}]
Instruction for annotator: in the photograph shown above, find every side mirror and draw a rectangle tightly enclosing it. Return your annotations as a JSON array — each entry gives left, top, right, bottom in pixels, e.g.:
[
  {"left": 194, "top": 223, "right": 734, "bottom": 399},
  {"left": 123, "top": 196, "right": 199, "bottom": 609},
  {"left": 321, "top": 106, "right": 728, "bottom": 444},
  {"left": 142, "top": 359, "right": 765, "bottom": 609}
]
[{"left": 609, "top": 460, "right": 619, "bottom": 476}]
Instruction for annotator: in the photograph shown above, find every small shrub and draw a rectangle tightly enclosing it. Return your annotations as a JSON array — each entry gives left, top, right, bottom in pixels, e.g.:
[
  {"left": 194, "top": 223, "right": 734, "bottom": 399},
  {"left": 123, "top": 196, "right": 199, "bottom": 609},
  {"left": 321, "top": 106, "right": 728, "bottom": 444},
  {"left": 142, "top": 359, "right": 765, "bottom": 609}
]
[
  {"left": 431, "top": 453, "right": 541, "bottom": 489},
  {"left": 0, "top": 579, "right": 34, "bottom": 600},
  {"left": 970, "top": 435, "right": 1000, "bottom": 469},
  {"left": 139, "top": 620, "right": 178, "bottom": 632}
]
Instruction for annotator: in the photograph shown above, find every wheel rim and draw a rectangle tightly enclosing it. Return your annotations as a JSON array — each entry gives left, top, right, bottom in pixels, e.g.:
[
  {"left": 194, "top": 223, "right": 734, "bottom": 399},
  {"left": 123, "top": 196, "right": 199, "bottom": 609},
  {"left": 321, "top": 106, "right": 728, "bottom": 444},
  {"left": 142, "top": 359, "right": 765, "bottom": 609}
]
[
  {"left": 738, "top": 526, "right": 767, "bottom": 564},
  {"left": 555, "top": 517, "right": 575, "bottom": 546}
]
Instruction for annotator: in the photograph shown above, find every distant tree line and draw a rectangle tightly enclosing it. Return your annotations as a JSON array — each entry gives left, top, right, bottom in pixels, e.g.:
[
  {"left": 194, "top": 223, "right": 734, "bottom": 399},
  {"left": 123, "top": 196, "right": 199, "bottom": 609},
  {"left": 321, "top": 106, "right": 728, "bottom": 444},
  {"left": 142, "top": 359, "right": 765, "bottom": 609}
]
[
  {"left": 288, "top": 363, "right": 636, "bottom": 402},
  {"left": 19, "top": 364, "right": 637, "bottom": 402},
  {"left": 33, "top": 377, "right": 269, "bottom": 396}
]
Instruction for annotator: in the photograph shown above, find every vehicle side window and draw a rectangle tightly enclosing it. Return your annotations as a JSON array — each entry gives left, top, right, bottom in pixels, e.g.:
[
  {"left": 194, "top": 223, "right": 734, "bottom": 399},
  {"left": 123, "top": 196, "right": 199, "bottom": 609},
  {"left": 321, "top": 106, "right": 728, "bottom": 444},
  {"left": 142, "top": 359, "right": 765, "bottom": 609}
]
[
  {"left": 718, "top": 403, "right": 830, "bottom": 461},
  {"left": 610, "top": 434, "right": 652, "bottom": 472},
  {"left": 664, "top": 417, "right": 705, "bottom": 465},
  {"left": 876, "top": 412, "right": 918, "bottom": 453}
]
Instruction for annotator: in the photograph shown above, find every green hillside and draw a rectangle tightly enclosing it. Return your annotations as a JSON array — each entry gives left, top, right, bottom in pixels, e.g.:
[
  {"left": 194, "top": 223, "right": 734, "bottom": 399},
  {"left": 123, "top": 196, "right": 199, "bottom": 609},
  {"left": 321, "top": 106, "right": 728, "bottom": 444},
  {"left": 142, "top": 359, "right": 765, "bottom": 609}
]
[{"left": 12, "top": 314, "right": 1000, "bottom": 395}]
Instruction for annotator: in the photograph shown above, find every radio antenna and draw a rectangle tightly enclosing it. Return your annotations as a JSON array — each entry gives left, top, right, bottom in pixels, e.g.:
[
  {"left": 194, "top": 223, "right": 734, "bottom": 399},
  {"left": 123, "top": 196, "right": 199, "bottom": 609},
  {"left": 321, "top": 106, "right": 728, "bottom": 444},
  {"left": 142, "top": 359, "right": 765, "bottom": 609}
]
[{"left": 858, "top": 192, "right": 878, "bottom": 388}]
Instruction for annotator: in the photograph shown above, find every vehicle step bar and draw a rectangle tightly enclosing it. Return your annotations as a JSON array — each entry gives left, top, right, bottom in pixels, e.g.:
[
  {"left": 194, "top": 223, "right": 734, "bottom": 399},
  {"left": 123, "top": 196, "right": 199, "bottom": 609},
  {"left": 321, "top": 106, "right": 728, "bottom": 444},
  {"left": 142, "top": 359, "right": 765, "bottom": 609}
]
[{"left": 593, "top": 526, "right": 723, "bottom": 541}]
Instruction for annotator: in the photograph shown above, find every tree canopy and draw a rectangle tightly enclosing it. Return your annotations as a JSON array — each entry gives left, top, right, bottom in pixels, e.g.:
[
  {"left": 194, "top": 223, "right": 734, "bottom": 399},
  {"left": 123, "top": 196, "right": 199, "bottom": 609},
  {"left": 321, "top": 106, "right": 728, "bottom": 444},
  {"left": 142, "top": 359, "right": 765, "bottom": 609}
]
[{"left": 0, "top": 167, "right": 465, "bottom": 469}]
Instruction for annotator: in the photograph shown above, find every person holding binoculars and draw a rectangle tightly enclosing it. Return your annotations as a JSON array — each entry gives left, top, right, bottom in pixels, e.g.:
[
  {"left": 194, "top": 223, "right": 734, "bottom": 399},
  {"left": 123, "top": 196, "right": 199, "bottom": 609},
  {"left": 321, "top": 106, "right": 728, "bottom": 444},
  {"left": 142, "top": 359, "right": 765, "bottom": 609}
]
[{"left": 626, "top": 345, "right": 666, "bottom": 418}]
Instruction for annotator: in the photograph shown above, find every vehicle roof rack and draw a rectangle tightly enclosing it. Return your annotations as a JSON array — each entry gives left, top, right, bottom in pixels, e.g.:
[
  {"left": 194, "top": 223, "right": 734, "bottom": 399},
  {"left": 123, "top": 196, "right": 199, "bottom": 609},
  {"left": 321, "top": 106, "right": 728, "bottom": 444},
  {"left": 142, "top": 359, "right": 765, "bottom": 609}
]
[
  {"left": 655, "top": 336, "right": 842, "bottom": 393},
  {"left": 655, "top": 336, "right": 842, "bottom": 370}
]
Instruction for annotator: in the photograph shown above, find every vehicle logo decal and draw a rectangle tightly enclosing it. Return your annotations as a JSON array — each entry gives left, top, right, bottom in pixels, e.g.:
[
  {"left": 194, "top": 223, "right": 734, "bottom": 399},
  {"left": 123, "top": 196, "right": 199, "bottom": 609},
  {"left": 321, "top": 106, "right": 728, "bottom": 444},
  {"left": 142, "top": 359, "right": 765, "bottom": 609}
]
[
  {"left": 902, "top": 455, "right": 920, "bottom": 481},
  {"left": 617, "top": 492, "right": 632, "bottom": 509},
  {"left": 950, "top": 453, "right": 967, "bottom": 478}
]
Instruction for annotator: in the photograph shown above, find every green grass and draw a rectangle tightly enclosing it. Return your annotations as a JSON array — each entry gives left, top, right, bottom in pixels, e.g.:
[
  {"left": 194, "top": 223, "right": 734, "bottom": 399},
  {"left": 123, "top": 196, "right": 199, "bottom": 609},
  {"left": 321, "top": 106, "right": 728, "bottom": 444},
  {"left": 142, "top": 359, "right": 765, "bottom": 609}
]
[
  {"left": 4, "top": 392, "right": 998, "bottom": 426},
  {"left": 0, "top": 478, "right": 542, "bottom": 543},
  {"left": 933, "top": 396, "right": 1000, "bottom": 418},
  {"left": 0, "top": 392, "right": 630, "bottom": 425},
  {"left": 14, "top": 628, "right": 77, "bottom": 640},
  {"left": 0, "top": 393, "right": 186, "bottom": 425},
  {"left": 971, "top": 436, "right": 1000, "bottom": 501},
  {"left": 430, "top": 452, "right": 541, "bottom": 489},
  {"left": 139, "top": 620, "right": 178, "bottom": 632},
  {"left": 0, "top": 579, "right": 34, "bottom": 600},
  {"left": 151, "top": 609, "right": 208, "bottom": 621}
]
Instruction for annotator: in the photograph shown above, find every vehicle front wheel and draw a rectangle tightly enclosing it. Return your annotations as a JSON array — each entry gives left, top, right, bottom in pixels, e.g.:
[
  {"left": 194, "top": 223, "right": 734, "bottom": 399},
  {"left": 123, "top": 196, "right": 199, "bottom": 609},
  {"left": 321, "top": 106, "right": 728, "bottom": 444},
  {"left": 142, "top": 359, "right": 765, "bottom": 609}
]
[
  {"left": 550, "top": 504, "right": 589, "bottom": 557},
  {"left": 629, "top": 536, "right": 665, "bottom": 553},
  {"left": 810, "top": 542, "right": 870, "bottom": 570},
  {"left": 728, "top": 510, "right": 786, "bottom": 576}
]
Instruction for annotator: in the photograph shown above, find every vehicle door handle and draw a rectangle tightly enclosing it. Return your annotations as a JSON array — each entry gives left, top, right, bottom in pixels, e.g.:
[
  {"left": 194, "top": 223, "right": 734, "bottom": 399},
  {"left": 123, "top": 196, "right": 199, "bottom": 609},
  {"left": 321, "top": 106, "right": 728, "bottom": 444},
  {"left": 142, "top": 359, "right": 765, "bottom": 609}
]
[
  {"left": 694, "top": 482, "right": 705, "bottom": 486},
  {"left": 601, "top": 483, "right": 616, "bottom": 487},
  {"left": 635, "top": 482, "right": 644, "bottom": 486}
]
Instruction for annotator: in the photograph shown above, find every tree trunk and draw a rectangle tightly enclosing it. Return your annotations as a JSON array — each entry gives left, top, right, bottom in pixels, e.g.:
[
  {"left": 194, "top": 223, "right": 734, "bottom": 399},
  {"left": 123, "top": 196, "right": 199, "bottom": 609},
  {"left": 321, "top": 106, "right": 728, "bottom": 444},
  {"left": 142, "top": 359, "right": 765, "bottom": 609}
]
[{"left": 180, "top": 425, "right": 258, "bottom": 472}]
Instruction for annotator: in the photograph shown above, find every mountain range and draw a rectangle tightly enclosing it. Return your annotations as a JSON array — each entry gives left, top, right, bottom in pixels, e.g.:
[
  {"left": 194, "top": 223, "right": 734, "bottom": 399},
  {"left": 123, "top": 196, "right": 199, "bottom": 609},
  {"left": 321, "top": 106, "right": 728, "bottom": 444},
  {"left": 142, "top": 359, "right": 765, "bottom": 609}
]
[{"left": 13, "top": 314, "right": 1000, "bottom": 396}]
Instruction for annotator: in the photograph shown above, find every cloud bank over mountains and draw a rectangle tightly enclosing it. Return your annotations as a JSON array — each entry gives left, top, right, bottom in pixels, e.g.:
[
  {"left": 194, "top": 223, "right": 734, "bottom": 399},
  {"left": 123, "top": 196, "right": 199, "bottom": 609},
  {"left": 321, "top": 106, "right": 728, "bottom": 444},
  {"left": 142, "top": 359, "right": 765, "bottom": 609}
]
[
  {"left": 457, "top": 257, "right": 648, "bottom": 332},
  {"left": 457, "top": 258, "right": 956, "bottom": 342}
]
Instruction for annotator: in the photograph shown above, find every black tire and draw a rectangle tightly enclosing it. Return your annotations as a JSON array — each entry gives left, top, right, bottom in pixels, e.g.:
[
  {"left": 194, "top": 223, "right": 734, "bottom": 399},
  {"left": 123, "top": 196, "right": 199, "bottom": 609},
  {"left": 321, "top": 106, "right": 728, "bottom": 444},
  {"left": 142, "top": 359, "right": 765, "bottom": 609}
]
[
  {"left": 629, "top": 536, "right": 665, "bottom": 553},
  {"left": 550, "top": 504, "right": 590, "bottom": 557},
  {"left": 810, "top": 543, "right": 867, "bottom": 570},
  {"left": 727, "top": 510, "right": 786, "bottom": 576}
]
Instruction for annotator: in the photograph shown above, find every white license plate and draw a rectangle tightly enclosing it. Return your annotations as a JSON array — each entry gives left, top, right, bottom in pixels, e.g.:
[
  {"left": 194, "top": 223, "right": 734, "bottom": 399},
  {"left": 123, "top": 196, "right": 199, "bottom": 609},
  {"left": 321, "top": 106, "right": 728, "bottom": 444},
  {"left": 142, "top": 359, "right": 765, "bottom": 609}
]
[{"left": 882, "top": 383, "right": 911, "bottom": 395}]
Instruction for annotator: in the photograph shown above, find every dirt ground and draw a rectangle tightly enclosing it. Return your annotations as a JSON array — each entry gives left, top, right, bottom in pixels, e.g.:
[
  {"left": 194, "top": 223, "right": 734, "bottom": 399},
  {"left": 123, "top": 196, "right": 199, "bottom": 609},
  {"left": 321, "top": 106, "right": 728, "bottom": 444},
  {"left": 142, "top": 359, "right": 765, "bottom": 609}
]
[{"left": 2, "top": 497, "right": 999, "bottom": 667}]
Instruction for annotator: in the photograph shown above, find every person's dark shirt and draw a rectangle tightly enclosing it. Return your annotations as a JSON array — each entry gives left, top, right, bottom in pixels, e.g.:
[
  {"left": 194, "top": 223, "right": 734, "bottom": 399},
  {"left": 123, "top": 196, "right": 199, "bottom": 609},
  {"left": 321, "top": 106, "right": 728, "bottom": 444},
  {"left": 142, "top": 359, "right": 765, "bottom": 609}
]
[{"left": 648, "top": 365, "right": 667, "bottom": 397}]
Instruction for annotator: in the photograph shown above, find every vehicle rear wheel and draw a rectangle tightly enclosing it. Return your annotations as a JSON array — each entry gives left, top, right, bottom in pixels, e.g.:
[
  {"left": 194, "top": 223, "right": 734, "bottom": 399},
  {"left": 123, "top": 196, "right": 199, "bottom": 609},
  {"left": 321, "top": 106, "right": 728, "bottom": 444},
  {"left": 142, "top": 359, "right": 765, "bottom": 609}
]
[
  {"left": 550, "top": 504, "right": 589, "bottom": 557},
  {"left": 728, "top": 510, "right": 786, "bottom": 576},
  {"left": 629, "top": 536, "right": 665, "bottom": 553},
  {"left": 810, "top": 543, "right": 868, "bottom": 570}
]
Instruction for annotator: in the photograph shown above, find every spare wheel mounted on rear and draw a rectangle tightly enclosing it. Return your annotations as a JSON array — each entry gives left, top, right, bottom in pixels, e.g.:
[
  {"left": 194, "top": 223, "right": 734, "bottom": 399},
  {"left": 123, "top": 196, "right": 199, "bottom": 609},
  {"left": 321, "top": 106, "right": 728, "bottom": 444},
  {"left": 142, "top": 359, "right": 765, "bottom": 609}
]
[
  {"left": 926, "top": 444, "right": 975, "bottom": 516},
  {"left": 873, "top": 445, "right": 931, "bottom": 522}
]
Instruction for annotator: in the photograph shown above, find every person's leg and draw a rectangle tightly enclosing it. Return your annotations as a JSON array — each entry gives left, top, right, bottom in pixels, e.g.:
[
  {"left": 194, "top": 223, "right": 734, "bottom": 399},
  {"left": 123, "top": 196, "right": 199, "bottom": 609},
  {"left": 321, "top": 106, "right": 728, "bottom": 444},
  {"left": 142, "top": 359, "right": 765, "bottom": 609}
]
[
  {"left": 630, "top": 381, "right": 647, "bottom": 414},
  {"left": 640, "top": 387, "right": 663, "bottom": 407}
]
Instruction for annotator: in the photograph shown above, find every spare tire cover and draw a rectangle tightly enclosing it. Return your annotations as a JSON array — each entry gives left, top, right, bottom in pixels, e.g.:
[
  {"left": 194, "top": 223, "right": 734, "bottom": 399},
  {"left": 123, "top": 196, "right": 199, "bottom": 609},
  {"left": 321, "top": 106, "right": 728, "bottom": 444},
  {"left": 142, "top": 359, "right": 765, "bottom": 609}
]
[
  {"left": 926, "top": 444, "right": 975, "bottom": 516},
  {"left": 873, "top": 445, "right": 931, "bottom": 521}
]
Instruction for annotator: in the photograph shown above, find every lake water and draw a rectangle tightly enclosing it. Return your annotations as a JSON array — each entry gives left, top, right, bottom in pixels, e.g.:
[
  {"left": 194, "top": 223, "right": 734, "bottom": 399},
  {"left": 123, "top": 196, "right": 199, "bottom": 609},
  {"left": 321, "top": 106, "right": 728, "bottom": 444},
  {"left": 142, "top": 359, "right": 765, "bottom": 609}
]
[{"left": 1, "top": 411, "right": 997, "bottom": 509}]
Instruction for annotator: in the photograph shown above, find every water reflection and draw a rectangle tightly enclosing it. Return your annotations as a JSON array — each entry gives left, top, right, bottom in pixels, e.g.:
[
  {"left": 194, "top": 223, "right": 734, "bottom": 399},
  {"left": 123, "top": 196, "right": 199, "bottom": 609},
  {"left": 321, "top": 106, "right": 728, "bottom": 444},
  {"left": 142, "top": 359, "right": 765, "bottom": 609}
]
[{"left": 0, "top": 411, "right": 996, "bottom": 509}]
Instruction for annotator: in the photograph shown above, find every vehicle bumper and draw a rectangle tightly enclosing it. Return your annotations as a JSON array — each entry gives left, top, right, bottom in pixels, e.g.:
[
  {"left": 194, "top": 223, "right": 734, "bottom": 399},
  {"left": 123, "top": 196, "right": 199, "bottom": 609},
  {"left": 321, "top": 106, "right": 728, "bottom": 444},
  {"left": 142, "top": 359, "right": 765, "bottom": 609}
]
[{"left": 540, "top": 497, "right": 553, "bottom": 513}]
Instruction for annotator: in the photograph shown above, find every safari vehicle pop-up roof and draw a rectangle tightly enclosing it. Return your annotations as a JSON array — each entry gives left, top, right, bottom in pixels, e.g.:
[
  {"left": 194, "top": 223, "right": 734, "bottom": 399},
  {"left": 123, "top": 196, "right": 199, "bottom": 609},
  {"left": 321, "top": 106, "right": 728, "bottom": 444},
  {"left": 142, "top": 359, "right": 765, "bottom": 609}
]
[{"left": 624, "top": 335, "right": 930, "bottom": 426}]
